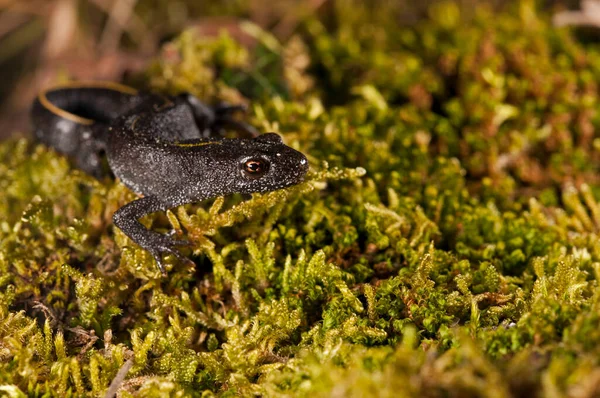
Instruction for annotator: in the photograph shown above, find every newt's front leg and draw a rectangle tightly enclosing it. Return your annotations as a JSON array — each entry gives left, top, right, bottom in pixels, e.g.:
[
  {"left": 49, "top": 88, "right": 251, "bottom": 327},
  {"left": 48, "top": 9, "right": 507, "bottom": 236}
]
[{"left": 112, "top": 196, "right": 191, "bottom": 275}]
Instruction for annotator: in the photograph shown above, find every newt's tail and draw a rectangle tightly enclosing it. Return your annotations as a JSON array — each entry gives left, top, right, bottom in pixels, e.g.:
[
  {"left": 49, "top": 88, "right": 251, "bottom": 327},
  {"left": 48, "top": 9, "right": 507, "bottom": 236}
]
[{"left": 31, "top": 81, "right": 142, "bottom": 177}]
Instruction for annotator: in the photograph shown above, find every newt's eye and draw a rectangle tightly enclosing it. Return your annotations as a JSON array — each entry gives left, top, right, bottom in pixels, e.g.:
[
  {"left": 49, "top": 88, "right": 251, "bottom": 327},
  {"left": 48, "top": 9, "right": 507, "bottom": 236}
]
[{"left": 242, "top": 158, "right": 269, "bottom": 178}]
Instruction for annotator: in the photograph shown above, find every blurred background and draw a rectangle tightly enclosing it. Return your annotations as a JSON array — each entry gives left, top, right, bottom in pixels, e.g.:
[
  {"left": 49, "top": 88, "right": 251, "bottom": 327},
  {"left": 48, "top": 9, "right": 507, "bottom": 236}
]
[{"left": 0, "top": 0, "right": 586, "bottom": 138}]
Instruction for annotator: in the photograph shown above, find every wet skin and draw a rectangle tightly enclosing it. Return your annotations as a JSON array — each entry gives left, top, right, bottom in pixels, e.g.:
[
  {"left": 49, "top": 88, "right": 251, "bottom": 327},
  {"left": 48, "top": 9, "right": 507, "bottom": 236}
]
[{"left": 31, "top": 82, "right": 309, "bottom": 274}]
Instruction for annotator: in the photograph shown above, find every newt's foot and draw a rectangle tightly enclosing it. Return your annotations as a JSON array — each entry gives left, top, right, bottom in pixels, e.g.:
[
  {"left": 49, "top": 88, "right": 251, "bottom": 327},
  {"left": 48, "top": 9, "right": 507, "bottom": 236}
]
[
  {"left": 213, "top": 102, "right": 259, "bottom": 138},
  {"left": 146, "top": 234, "right": 192, "bottom": 275},
  {"left": 181, "top": 93, "right": 259, "bottom": 139}
]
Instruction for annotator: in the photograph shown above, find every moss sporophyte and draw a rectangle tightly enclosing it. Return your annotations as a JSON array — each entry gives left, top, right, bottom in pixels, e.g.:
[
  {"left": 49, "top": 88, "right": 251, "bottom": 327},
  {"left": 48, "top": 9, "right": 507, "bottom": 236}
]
[{"left": 3, "top": 1, "right": 600, "bottom": 396}]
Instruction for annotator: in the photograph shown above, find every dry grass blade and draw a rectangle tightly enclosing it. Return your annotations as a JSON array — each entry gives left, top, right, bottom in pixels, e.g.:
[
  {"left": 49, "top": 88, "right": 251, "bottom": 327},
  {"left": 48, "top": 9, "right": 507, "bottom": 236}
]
[
  {"left": 103, "top": 358, "right": 134, "bottom": 398},
  {"left": 554, "top": 0, "right": 600, "bottom": 27},
  {"left": 99, "top": 0, "right": 138, "bottom": 53},
  {"left": 42, "top": 0, "right": 78, "bottom": 59},
  {"left": 90, "top": 0, "right": 154, "bottom": 53},
  {"left": 0, "top": 18, "right": 44, "bottom": 64},
  {"left": 0, "top": 11, "right": 29, "bottom": 38}
]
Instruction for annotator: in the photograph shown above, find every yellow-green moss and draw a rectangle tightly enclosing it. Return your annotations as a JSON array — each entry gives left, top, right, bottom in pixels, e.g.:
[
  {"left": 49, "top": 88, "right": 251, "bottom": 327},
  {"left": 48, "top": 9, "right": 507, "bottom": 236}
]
[{"left": 2, "top": 1, "right": 600, "bottom": 396}]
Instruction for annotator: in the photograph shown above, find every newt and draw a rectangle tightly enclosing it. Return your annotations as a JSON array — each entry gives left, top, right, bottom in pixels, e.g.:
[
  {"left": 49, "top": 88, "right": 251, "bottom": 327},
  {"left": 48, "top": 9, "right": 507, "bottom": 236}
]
[{"left": 31, "top": 81, "right": 309, "bottom": 274}]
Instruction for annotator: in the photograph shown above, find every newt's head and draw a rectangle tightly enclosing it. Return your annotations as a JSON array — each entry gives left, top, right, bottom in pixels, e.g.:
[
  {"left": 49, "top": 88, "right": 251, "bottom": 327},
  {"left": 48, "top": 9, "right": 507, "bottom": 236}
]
[
  {"left": 234, "top": 133, "right": 309, "bottom": 193},
  {"left": 187, "top": 132, "right": 308, "bottom": 196}
]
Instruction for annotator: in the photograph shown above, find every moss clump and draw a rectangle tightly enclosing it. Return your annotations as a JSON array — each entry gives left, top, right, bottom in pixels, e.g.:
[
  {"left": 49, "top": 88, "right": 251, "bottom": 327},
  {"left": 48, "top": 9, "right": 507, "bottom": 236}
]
[{"left": 2, "top": 1, "right": 600, "bottom": 396}]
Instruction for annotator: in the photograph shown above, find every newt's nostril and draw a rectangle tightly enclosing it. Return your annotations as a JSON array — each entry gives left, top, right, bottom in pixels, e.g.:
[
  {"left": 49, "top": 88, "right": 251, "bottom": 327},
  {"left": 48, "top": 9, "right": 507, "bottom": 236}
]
[{"left": 300, "top": 157, "right": 309, "bottom": 172}]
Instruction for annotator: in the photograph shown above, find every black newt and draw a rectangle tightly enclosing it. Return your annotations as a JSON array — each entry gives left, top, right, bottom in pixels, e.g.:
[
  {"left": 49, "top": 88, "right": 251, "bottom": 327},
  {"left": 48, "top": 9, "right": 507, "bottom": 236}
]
[{"left": 31, "top": 82, "right": 309, "bottom": 274}]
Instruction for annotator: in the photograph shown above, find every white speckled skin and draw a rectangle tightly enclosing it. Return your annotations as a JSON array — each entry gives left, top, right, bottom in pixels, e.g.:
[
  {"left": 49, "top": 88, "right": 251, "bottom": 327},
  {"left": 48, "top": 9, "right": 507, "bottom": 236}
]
[{"left": 32, "top": 86, "right": 309, "bottom": 274}]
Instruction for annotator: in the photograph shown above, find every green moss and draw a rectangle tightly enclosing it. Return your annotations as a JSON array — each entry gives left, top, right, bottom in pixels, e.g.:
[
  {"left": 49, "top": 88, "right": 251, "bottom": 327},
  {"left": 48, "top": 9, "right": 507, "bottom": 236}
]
[{"left": 3, "top": 1, "right": 600, "bottom": 396}]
